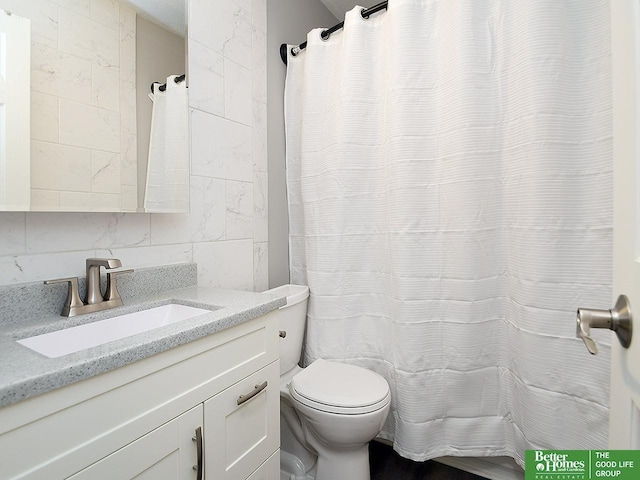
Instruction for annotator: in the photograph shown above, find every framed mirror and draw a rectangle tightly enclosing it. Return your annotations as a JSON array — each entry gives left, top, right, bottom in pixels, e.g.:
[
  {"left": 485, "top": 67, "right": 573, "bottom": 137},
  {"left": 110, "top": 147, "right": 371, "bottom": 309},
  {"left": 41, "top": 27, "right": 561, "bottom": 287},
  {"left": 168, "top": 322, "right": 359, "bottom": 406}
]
[{"left": 0, "top": 0, "right": 188, "bottom": 213}]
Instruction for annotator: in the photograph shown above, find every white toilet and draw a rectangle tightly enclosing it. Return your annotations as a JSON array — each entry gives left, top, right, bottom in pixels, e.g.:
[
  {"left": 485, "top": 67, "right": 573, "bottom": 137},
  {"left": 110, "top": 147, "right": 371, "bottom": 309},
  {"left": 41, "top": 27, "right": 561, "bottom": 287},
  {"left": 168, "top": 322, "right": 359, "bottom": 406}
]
[{"left": 266, "top": 284, "right": 391, "bottom": 480}]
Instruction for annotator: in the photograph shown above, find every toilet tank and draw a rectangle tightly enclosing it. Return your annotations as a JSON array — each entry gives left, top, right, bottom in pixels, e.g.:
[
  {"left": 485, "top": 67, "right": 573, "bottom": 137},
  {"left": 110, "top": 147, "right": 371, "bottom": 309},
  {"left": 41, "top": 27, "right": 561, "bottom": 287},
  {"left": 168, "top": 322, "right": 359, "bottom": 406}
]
[{"left": 264, "top": 284, "right": 309, "bottom": 375}]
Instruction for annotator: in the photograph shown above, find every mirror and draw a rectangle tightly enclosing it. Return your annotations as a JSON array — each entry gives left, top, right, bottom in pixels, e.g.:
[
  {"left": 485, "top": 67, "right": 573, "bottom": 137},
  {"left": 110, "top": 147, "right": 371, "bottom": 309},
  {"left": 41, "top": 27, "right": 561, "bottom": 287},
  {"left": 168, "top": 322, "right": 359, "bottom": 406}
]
[{"left": 0, "top": 0, "right": 188, "bottom": 213}]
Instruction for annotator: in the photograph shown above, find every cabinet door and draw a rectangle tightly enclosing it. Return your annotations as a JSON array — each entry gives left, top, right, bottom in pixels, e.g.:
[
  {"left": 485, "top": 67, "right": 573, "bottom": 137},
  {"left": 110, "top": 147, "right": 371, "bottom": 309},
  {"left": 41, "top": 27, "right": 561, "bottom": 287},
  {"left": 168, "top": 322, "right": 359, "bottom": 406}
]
[
  {"left": 204, "top": 361, "right": 280, "bottom": 480},
  {"left": 68, "top": 405, "right": 203, "bottom": 480},
  {"left": 246, "top": 450, "right": 280, "bottom": 480}
]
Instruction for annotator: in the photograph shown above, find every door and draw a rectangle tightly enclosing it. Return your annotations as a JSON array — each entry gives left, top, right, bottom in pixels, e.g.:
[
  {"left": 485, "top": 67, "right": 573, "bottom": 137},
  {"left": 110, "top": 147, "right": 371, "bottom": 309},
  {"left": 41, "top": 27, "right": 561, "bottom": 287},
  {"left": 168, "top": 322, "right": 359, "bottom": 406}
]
[
  {"left": 0, "top": 9, "right": 30, "bottom": 210},
  {"left": 609, "top": 0, "right": 640, "bottom": 448},
  {"left": 204, "top": 361, "right": 280, "bottom": 480},
  {"left": 67, "top": 405, "right": 204, "bottom": 480}
]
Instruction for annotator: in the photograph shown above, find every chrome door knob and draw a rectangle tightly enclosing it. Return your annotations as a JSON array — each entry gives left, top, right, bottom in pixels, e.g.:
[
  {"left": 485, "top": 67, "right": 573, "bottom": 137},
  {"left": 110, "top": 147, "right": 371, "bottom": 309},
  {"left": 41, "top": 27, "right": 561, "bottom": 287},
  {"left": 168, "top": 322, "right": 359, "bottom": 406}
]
[{"left": 576, "top": 295, "right": 633, "bottom": 355}]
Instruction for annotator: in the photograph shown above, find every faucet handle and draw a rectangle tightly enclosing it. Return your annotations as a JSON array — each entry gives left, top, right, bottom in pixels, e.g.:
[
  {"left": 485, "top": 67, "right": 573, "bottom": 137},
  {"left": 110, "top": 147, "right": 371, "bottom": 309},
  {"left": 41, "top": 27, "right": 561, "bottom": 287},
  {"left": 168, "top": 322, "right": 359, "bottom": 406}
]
[
  {"left": 44, "top": 277, "right": 84, "bottom": 317},
  {"left": 86, "top": 258, "right": 122, "bottom": 269},
  {"left": 105, "top": 269, "right": 134, "bottom": 302}
]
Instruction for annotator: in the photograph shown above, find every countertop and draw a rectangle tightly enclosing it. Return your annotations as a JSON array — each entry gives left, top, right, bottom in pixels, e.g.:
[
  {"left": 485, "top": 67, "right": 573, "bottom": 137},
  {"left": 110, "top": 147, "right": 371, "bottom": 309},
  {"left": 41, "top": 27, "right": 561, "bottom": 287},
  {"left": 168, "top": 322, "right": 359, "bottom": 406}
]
[{"left": 0, "top": 286, "right": 286, "bottom": 408}]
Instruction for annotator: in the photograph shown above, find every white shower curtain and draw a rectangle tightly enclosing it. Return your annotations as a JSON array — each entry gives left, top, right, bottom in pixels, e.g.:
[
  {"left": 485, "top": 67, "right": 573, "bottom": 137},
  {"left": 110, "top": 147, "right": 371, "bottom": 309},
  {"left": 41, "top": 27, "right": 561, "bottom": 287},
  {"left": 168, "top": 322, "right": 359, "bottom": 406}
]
[
  {"left": 144, "top": 74, "right": 189, "bottom": 213},
  {"left": 285, "top": 0, "right": 612, "bottom": 466}
]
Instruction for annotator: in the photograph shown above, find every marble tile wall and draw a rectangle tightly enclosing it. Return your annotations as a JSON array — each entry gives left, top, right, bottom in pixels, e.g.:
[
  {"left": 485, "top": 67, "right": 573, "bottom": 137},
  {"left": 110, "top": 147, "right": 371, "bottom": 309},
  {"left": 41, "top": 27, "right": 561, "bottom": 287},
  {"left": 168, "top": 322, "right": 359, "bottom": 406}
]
[
  {"left": 0, "top": 0, "right": 269, "bottom": 293},
  {"left": 2, "top": 0, "right": 138, "bottom": 211}
]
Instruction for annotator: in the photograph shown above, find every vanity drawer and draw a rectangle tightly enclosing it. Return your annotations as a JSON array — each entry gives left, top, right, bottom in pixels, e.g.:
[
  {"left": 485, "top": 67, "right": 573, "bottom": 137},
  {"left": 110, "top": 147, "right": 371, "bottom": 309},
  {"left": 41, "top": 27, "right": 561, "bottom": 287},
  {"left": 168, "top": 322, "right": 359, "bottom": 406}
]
[{"left": 0, "top": 311, "right": 279, "bottom": 480}]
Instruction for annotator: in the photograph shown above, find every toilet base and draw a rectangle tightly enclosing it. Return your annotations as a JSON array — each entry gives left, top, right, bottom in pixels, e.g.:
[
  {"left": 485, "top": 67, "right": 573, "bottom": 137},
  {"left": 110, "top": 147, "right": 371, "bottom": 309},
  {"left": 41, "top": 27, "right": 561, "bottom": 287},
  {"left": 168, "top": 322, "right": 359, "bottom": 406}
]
[
  {"left": 280, "top": 451, "right": 316, "bottom": 480},
  {"left": 316, "top": 443, "right": 371, "bottom": 480}
]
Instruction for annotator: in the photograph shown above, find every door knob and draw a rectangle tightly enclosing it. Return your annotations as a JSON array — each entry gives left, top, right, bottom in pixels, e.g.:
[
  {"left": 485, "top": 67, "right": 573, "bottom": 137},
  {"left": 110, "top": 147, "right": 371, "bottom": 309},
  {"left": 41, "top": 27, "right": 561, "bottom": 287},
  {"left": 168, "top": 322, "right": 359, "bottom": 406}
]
[{"left": 576, "top": 295, "right": 633, "bottom": 355}]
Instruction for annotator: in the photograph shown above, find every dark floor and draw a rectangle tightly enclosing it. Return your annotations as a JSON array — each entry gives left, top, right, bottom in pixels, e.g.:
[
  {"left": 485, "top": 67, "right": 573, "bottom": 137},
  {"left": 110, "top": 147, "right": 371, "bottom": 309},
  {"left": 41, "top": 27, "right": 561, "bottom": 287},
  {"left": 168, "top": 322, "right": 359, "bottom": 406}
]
[{"left": 369, "top": 441, "right": 489, "bottom": 480}]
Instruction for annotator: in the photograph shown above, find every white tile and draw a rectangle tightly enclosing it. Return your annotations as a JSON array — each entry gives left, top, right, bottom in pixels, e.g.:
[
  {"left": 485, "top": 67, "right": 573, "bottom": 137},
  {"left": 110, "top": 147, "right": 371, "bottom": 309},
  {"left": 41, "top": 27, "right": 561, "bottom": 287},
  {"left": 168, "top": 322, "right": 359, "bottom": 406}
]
[
  {"left": 90, "top": 193, "right": 122, "bottom": 211},
  {"left": 91, "top": 0, "right": 119, "bottom": 30},
  {"left": 190, "top": 110, "right": 252, "bottom": 181},
  {"left": 121, "top": 185, "right": 138, "bottom": 211},
  {"left": 224, "top": 58, "right": 252, "bottom": 126},
  {"left": 26, "top": 212, "right": 150, "bottom": 253},
  {"left": 31, "top": 91, "right": 59, "bottom": 143},
  {"left": 31, "top": 190, "right": 61, "bottom": 210},
  {"left": 119, "top": 5, "right": 136, "bottom": 84},
  {"left": 251, "top": 27, "right": 267, "bottom": 104},
  {"left": 120, "top": 133, "right": 138, "bottom": 186},
  {"left": 59, "top": 8, "right": 119, "bottom": 67},
  {"left": 1, "top": 0, "right": 58, "bottom": 49},
  {"left": 59, "top": 99, "right": 120, "bottom": 153},
  {"left": 0, "top": 249, "right": 96, "bottom": 287},
  {"left": 253, "top": 101, "right": 267, "bottom": 172},
  {"left": 234, "top": 0, "right": 251, "bottom": 13},
  {"left": 189, "top": 0, "right": 251, "bottom": 69},
  {"left": 31, "top": 141, "right": 92, "bottom": 192},
  {"left": 59, "top": 191, "right": 93, "bottom": 210},
  {"left": 51, "top": 0, "right": 91, "bottom": 17},
  {"left": 226, "top": 180, "right": 253, "bottom": 239},
  {"left": 0, "top": 213, "right": 26, "bottom": 256},
  {"left": 92, "top": 150, "right": 121, "bottom": 193},
  {"left": 92, "top": 63, "right": 120, "bottom": 111},
  {"left": 120, "top": 81, "right": 137, "bottom": 135},
  {"left": 251, "top": 0, "right": 266, "bottom": 33},
  {"left": 253, "top": 171, "right": 267, "bottom": 242},
  {"left": 95, "top": 244, "right": 192, "bottom": 269},
  {"left": 193, "top": 239, "right": 253, "bottom": 290},
  {"left": 31, "top": 42, "right": 92, "bottom": 103},
  {"left": 188, "top": 40, "right": 224, "bottom": 116},
  {"left": 150, "top": 176, "right": 225, "bottom": 245},
  {"left": 253, "top": 241, "right": 268, "bottom": 292}
]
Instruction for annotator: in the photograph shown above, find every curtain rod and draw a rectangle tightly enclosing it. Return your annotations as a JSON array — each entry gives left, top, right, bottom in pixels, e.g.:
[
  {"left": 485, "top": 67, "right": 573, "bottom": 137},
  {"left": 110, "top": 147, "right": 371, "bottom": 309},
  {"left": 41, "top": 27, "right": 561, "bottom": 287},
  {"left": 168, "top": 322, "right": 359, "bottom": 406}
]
[
  {"left": 150, "top": 74, "right": 186, "bottom": 94},
  {"left": 279, "top": 1, "right": 388, "bottom": 65}
]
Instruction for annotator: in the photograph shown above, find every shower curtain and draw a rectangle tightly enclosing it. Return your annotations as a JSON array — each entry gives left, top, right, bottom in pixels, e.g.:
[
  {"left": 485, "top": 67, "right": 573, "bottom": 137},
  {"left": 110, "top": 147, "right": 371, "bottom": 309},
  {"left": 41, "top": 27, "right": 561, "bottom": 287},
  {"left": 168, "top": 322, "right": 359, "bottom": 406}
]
[
  {"left": 285, "top": 0, "right": 612, "bottom": 466},
  {"left": 144, "top": 74, "right": 189, "bottom": 213}
]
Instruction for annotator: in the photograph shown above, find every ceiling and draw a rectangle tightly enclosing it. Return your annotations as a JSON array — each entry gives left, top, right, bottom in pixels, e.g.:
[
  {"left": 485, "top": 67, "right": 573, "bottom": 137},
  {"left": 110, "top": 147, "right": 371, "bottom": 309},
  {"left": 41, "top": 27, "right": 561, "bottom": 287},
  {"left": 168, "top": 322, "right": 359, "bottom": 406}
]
[
  {"left": 320, "top": 0, "right": 380, "bottom": 20},
  {"left": 120, "top": 0, "right": 186, "bottom": 37}
]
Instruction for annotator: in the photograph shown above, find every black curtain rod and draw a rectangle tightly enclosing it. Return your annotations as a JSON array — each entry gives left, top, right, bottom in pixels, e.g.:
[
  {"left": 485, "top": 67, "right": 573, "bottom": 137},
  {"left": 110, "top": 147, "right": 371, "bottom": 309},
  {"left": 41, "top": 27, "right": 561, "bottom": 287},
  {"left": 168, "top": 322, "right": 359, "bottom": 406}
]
[
  {"left": 150, "top": 73, "right": 186, "bottom": 94},
  {"left": 280, "top": 1, "right": 388, "bottom": 65}
]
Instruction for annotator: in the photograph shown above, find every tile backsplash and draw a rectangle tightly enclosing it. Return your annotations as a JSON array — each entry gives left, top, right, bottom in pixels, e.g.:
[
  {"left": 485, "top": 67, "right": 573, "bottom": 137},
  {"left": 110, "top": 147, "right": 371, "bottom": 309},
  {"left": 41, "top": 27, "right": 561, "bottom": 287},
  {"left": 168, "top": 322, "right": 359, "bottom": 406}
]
[
  {"left": 0, "top": 0, "right": 268, "bottom": 292},
  {"left": 0, "top": 263, "right": 197, "bottom": 325}
]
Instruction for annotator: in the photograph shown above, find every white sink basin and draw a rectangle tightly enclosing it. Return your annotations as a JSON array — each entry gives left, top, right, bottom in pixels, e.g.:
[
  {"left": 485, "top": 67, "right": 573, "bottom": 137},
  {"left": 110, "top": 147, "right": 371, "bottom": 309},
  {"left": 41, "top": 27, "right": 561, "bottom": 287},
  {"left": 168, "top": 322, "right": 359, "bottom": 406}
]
[{"left": 18, "top": 304, "right": 213, "bottom": 358}]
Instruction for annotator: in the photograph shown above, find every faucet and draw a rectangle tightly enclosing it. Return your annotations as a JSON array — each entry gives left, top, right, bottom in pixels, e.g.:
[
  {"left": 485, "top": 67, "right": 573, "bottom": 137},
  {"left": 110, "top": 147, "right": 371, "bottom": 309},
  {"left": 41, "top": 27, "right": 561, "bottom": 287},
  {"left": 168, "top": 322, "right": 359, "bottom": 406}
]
[
  {"left": 45, "top": 258, "right": 133, "bottom": 317},
  {"left": 86, "top": 258, "right": 122, "bottom": 305}
]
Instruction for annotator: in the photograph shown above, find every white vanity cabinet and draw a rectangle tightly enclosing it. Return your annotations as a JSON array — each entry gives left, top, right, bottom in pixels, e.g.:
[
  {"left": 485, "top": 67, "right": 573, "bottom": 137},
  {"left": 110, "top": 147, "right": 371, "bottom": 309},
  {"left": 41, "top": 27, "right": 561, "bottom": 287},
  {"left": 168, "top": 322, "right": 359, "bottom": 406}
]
[
  {"left": 0, "top": 311, "right": 281, "bottom": 480},
  {"left": 68, "top": 405, "right": 204, "bottom": 480}
]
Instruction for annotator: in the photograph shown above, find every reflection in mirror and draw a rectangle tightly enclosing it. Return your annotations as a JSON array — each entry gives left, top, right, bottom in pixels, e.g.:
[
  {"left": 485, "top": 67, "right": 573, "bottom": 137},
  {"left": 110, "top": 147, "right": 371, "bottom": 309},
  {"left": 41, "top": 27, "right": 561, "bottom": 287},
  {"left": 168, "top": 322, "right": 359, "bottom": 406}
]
[{"left": 0, "top": 0, "right": 188, "bottom": 213}]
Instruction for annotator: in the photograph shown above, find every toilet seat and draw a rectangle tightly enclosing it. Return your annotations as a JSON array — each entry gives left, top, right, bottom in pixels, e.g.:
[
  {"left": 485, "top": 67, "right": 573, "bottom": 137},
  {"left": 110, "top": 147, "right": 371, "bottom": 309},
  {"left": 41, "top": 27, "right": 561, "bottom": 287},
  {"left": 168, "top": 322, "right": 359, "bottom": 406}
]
[{"left": 289, "top": 359, "right": 391, "bottom": 415}]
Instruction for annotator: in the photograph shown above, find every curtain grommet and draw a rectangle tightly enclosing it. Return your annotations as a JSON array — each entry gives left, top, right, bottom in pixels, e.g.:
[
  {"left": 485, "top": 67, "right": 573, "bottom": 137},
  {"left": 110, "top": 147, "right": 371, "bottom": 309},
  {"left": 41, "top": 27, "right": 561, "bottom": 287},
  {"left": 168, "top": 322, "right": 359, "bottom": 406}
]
[{"left": 320, "top": 30, "right": 330, "bottom": 41}]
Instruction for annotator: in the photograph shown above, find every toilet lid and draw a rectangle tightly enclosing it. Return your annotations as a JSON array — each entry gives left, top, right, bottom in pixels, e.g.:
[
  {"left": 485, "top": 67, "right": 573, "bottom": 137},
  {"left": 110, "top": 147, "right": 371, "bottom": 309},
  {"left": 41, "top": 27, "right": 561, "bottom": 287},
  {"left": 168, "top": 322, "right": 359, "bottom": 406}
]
[{"left": 290, "top": 359, "right": 390, "bottom": 414}]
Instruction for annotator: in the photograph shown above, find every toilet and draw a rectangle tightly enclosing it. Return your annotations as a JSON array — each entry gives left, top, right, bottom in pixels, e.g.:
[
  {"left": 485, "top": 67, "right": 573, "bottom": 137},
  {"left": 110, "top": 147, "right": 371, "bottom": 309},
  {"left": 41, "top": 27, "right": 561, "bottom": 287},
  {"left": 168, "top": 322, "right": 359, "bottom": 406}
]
[{"left": 266, "top": 284, "right": 391, "bottom": 480}]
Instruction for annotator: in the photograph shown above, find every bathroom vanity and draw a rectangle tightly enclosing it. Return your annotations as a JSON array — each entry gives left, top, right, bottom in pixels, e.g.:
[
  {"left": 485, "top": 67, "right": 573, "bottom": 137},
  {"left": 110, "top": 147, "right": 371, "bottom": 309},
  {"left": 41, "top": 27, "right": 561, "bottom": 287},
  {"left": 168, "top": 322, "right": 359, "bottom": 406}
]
[{"left": 0, "top": 283, "right": 285, "bottom": 480}]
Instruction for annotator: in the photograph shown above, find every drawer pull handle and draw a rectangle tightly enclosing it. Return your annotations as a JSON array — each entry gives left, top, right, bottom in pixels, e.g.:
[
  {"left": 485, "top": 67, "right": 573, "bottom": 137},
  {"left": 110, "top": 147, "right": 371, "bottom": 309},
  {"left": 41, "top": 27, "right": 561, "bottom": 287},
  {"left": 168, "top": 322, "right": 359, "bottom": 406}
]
[
  {"left": 192, "top": 426, "right": 203, "bottom": 480},
  {"left": 237, "top": 381, "right": 268, "bottom": 406}
]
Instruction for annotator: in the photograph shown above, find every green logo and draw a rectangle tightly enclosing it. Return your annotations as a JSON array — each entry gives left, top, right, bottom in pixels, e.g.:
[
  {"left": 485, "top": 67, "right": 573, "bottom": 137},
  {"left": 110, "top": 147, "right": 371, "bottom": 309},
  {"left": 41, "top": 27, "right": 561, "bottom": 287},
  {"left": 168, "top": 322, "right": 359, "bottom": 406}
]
[{"left": 526, "top": 451, "right": 640, "bottom": 480}]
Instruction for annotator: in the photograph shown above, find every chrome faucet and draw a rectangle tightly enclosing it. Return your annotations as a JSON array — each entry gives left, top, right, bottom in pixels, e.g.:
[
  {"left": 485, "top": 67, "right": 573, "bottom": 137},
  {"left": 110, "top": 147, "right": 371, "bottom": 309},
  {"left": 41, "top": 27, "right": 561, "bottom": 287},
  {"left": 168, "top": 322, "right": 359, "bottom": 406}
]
[{"left": 45, "top": 258, "right": 133, "bottom": 317}]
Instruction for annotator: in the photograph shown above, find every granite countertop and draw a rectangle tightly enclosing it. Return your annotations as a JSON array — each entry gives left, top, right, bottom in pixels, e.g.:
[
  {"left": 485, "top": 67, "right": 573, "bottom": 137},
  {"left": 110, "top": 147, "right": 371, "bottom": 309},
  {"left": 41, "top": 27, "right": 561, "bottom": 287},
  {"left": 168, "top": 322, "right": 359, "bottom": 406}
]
[{"left": 0, "top": 286, "right": 286, "bottom": 408}]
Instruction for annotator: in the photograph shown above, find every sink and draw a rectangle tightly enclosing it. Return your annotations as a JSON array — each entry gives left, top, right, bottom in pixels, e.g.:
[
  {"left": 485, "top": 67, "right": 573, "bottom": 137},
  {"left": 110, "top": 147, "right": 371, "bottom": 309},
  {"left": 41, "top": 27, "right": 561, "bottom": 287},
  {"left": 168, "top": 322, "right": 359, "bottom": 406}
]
[{"left": 17, "top": 304, "right": 214, "bottom": 358}]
